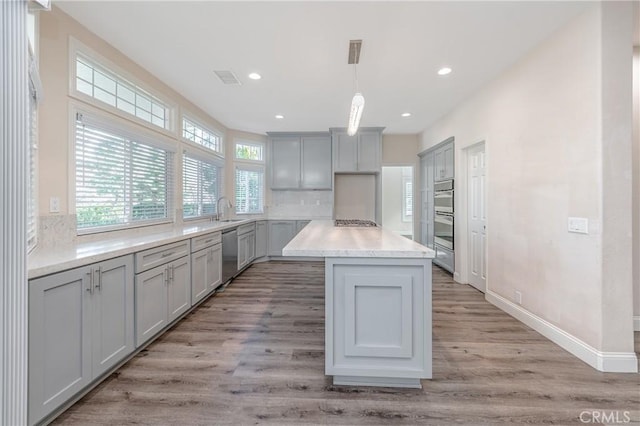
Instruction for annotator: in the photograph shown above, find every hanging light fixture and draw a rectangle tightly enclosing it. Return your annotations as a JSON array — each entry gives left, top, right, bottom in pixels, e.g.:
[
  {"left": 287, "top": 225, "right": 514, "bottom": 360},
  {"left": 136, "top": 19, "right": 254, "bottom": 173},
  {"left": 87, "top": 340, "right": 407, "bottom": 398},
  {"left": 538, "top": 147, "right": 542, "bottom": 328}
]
[{"left": 347, "top": 40, "right": 364, "bottom": 136}]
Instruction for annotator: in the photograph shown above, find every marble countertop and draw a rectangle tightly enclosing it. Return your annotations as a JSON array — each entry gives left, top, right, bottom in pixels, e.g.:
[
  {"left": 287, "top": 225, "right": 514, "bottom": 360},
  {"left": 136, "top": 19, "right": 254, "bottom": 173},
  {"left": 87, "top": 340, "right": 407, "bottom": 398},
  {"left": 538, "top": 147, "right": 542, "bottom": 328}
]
[
  {"left": 28, "top": 219, "right": 256, "bottom": 279},
  {"left": 282, "top": 220, "right": 436, "bottom": 259}
]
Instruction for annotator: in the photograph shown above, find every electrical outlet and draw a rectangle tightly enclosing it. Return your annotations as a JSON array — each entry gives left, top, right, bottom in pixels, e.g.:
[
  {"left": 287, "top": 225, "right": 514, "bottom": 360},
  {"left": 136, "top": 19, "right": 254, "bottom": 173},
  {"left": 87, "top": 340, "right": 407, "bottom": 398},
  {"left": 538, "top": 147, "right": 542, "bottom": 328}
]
[
  {"left": 49, "top": 196, "right": 60, "bottom": 213},
  {"left": 514, "top": 290, "right": 522, "bottom": 305},
  {"left": 568, "top": 217, "right": 588, "bottom": 234}
]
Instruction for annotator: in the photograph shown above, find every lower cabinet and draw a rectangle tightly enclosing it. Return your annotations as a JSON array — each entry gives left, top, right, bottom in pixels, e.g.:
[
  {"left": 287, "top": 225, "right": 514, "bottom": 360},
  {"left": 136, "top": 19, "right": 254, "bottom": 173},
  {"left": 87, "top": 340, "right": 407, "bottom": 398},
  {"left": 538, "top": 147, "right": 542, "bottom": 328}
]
[
  {"left": 268, "top": 220, "right": 297, "bottom": 256},
  {"left": 255, "top": 220, "right": 268, "bottom": 258},
  {"left": 238, "top": 230, "right": 256, "bottom": 270},
  {"left": 191, "top": 243, "right": 222, "bottom": 304},
  {"left": 135, "top": 255, "right": 191, "bottom": 347},
  {"left": 28, "top": 255, "right": 134, "bottom": 425}
]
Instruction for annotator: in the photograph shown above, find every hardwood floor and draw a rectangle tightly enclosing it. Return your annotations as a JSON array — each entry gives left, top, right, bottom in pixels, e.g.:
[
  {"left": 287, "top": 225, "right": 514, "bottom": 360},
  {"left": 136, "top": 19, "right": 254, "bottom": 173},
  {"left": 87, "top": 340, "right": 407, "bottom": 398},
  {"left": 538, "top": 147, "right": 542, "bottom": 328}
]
[{"left": 54, "top": 261, "right": 639, "bottom": 425}]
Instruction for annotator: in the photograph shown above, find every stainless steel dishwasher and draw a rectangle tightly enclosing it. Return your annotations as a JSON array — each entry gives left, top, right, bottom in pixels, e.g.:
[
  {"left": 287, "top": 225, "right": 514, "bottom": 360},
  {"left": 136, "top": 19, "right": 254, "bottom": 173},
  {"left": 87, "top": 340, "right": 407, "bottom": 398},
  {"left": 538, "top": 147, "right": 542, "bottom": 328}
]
[{"left": 221, "top": 228, "right": 238, "bottom": 284}]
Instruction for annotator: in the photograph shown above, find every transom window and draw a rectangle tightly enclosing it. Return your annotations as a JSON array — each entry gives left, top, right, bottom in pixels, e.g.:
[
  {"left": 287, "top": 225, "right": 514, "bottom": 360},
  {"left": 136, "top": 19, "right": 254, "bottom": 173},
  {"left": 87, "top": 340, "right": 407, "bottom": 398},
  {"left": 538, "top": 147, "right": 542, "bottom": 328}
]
[
  {"left": 235, "top": 141, "right": 264, "bottom": 162},
  {"left": 75, "top": 112, "right": 174, "bottom": 232},
  {"left": 182, "top": 117, "right": 222, "bottom": 154},
  {"left": 75, "top": 54, "right": 170, "bottom": 130},
  {"left": 183, "top": 154, "right": 220, "bottom": 219}
]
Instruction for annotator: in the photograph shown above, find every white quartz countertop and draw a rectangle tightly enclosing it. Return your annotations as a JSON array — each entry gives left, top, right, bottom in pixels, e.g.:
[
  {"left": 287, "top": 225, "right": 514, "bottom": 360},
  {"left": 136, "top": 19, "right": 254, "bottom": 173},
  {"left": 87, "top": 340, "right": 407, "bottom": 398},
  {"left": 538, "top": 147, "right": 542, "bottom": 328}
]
[
  {"left": 282, "top": 220, "right": 436, "bottom": 259},
  {"left": 28, "top": 219, "right": 257, "bottom": 279}
]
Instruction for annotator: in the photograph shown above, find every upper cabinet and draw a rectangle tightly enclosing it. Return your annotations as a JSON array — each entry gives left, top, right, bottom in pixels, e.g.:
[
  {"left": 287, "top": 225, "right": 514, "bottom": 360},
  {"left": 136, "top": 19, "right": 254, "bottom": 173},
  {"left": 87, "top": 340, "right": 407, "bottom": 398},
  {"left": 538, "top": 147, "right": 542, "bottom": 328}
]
[
  {"left": 268, "top": 132, "right": 332, "bottom": 190},
  {"left": 331, "top": 127, "right": 383, "bottom": 173},
  {"left": 434, "top": 138, "right": 454, "bottom": 181}
]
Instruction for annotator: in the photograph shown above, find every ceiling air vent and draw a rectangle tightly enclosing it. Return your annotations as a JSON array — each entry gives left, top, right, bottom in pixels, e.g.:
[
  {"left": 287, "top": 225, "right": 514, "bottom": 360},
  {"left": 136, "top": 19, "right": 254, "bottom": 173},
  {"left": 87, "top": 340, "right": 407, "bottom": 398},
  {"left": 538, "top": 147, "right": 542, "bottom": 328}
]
[
  {"left": 348, "top": 40, "right": 362, "bottom": 65},
  {"left": 214, "top": 70, "right": 241, "bottom": 85}
]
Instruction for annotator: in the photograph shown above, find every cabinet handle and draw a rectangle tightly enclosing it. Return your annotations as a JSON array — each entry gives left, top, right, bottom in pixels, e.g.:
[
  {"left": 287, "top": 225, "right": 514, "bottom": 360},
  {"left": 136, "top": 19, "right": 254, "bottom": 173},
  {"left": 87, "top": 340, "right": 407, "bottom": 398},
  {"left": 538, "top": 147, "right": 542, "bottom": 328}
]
[
  {"left": 86, "top": 271, "right": 94, "bottom": 294},
  {"left": 161, "top": 251, "right": 175, "bottom": 258},
  {"left": 94, "top": 267, "right": 102, "bottom": 292},
  {"left": 204, "top": 239, "right": 213, "bottom": 244},
  {"left": 170, "top": 265, "right": 174, "bottom": 282},
  {"left": 164, "top": 267, "right": 169, "bottom": 286}
]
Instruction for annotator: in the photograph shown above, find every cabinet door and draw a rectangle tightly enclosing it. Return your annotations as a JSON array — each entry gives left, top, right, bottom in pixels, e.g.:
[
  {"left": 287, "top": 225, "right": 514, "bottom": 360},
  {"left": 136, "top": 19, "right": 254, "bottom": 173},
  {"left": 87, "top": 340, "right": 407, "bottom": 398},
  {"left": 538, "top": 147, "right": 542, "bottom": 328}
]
[
  {"left": 237, "top": 233, "right": 248, "bottom": 269},
  {"left": 333, "top": 132, "right": 358, "bottom": 172},
  {"left": 268, "top": 221, "right": 296, "bottom": 256},
  {"left": 420, "top": 152, "right": 435, "bottom": 249},
  {"left": 442, "top": 142, "right": 454, "bottom": 180},
  {"left": 191, "top": 248, "right": 210, "bottom": 304},
  {"left": 208, "top": 244, "right": 223, "bottom": 291},
  {"left": 92, "top": 255, "right": 134, "bottom": 378},
  {"left": 296, "top": 220, "right": 310, "bottom": 234},
  {"left": 168, "top": 256, "right": 191, "bottom": 322},
  {"left": 301, "top": 136, "right": 332, "bottom": 189},
  {"left": 135, "top": 265, "right": 168, "bottom": 347},
  {"left": 357, "top": 131, "right": 381, "bottom": 172},
  {"left": 255, "top": 221, "right": 268, "bottom": 258},
  {"left": 271, "top": 137, "right": 301, "bottom": 189},
  {"left": 247, "top": 232, "right": 256, "bottom": 263},
  {"left": 29, "top": 266, "right": 92, "bottom": 425},
  {"left": 434, "top": 147, "right": 445, "bottom": 181}
]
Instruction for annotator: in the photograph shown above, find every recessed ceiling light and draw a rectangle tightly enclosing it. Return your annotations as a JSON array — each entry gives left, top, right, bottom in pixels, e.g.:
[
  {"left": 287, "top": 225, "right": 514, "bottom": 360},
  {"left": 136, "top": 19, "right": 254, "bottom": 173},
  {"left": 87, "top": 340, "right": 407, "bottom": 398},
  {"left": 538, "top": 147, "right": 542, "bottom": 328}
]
[
  {"left": 401, "top": 112, "right": 412, "bottom": 117},
  {"left": 437, "top": 67, "right": 452, "bottom": 76},
  {"left": 275, "top": 114, "right": 284, "bottom": 119},
  {"left": 248, "top": 72, "right": 262, "bottom": 80}
]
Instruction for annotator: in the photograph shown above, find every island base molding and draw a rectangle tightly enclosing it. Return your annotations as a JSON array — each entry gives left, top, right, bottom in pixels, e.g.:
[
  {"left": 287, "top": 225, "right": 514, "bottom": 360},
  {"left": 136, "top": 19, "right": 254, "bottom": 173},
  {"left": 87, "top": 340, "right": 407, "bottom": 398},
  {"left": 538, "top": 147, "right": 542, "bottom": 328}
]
[
  {"left": 333, "top": 375, "right": 422, "bottom": 388},
  {"left": 325, "top": 257, "right": 432, "bottom": 389}
]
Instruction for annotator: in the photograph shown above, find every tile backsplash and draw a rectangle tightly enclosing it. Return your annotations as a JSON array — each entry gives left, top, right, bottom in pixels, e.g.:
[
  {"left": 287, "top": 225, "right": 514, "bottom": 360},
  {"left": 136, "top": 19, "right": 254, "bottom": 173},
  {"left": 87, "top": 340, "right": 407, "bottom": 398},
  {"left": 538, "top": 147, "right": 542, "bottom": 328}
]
[{"left": 268, "top": 190, "right": 333, "bottom": 219}]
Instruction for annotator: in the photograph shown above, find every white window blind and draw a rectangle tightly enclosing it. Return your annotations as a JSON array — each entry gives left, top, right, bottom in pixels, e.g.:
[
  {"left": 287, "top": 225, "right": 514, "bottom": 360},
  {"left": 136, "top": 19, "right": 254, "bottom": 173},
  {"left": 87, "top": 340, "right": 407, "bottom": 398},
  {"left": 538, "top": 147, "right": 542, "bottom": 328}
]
[
  {"left": 235, "top": 166, "right": 264, "bottom": 214},
  {"left": 75, "top": 113, "right": 173, "bottom": 231},
  {"left": 183, "top": 154, "right": 219, "bottom": 219},
  {"left": 75, "top": 55, "right": 170, "bottom": 130},
  {"left": 402, "top": 175, "right": 413, "bottom": 222},
  {"left": 182, "top": 117, "right": 222, "bottom": 153}
]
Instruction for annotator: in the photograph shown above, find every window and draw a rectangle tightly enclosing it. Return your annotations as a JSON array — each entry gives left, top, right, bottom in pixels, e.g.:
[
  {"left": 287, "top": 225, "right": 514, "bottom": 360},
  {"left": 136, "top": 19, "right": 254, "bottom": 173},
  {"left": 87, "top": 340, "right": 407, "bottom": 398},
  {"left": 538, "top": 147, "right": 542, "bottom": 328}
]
[
  {"left": 75, "top": 112, "right": 174, "bottom": 232},
  {"left": 182, "top": 117, "right": 222, "bottom": 154},
  {"left": 235, "top": 166, "right": 264, "bottom": 214},
  {"left": 235, "top": 141, "right": 263, "bottom": 161},
  {"left": 75, "top": 54, "right": 170, "bottom": 130},
  {"left": 27, "top": 14, "right": 39, "bottom": 252},
  {"left": 182, "top": 154, "right": 221, "bottom": 219},
  {"left": 402, "top": 169, "right": 413, "bottom": 222}
]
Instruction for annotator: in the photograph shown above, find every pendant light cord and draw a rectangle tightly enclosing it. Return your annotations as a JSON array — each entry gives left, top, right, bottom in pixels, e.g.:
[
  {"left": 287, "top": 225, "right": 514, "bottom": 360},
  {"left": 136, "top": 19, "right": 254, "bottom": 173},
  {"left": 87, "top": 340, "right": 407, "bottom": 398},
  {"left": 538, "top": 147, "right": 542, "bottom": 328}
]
[{"left": 353, "top": 63, "right": 359, "bottom": 93}]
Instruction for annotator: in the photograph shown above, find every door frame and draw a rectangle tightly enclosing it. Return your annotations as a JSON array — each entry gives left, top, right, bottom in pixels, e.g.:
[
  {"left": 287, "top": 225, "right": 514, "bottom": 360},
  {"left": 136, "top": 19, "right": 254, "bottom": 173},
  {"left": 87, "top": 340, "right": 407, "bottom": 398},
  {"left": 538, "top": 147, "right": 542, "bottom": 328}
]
[{"left": 458, "top": 141, "right": 488, "bottom": 290}]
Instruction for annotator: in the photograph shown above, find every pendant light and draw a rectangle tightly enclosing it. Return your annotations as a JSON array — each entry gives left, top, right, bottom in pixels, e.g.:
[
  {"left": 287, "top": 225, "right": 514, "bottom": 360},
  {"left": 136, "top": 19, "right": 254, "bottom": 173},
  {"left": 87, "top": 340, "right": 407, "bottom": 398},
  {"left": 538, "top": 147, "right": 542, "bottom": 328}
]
[{"left": 347, "top": 40, "right": 364, "bottom": 136}]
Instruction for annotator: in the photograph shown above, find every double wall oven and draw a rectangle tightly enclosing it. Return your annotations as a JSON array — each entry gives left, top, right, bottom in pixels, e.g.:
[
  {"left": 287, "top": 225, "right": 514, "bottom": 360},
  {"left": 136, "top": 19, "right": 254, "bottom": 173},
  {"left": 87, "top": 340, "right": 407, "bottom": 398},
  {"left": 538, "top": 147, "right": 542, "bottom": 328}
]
[{"left": 434, "top": 179, "right": 454, "bottom": 250}]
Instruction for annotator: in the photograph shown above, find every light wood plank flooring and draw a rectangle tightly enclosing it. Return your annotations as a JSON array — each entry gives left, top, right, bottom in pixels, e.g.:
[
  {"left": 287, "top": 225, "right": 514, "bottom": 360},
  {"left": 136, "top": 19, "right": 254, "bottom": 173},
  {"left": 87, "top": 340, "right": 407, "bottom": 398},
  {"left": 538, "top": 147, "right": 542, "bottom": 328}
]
[{"left": 54, "top": 261, "right": 639, "bottom": 425}]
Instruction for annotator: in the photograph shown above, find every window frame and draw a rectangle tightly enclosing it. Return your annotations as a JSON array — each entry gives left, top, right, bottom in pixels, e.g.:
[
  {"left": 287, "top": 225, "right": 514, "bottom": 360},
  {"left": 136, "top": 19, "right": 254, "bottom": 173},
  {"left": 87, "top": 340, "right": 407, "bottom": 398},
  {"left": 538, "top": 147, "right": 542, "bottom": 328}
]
[
  {"left": 68, "top": 37, "right": 176, "bottom": 138},
  {"left": 181, "top": 114, "right": 224, "bottom": 157},
  {"left": 70, "top": 103, "right": 177, "bottom": 235},
  {"left": 181, "top": 148, "right": 224, "bottom": 222}
]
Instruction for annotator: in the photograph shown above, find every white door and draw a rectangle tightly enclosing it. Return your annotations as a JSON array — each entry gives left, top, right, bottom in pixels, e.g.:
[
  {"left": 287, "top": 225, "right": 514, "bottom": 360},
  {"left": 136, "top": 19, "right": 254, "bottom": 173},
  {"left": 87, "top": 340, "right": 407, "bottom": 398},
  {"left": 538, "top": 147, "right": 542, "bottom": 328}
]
[{"left": 467, "top": 142, "right": 486, "bottom": 292}]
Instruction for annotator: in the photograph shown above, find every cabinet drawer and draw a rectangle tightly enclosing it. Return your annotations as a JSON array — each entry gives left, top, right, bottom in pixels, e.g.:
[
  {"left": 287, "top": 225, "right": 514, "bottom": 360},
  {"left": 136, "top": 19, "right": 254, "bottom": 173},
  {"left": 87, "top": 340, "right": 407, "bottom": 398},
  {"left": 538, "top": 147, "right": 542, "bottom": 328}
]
[
  {"left": 191, "top": 231, "right": 221, "bottom": 253},
  {"left": 238, "top": 223, "right": 256, "bottom": 236},
  {"left": 135, "top": 240, "right": 190, "bottom": 273}
]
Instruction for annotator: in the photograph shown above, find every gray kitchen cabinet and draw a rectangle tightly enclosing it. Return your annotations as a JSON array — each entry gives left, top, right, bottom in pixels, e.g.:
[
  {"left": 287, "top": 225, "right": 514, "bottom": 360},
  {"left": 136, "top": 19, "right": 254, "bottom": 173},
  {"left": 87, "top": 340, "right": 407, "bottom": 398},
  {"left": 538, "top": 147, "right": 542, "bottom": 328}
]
[
  {"left": 419, "top": 150, "right": 435, "bottom": 249},
  {"left": 296, "top": 220, "right": 311, "bottom": 233},
  {"left": 301, "top": 136, "right": 332, "bottom": 189},
  {"left": 29, "top": 255, "right": 134, "bottom": 426},
  {"left": 238, "top": 223, "right": 256, "bottom": 269},
  {"left": 268, "top": 220, "right": 297, "bottom": 256},
  {"left": 331, "top": 127, "right": 383, "bottom": 173},
  {"left": 269, "top": 132, "right": 332, "bottom": 190},
  {"left": 255, "top": 220, "right": 268, "bottom": 258},
  {"left": 135, "top": 242, "right": 191, "bottom": 347},
  {"left": 434, "top": 138, "right": 454, "bottom": 181},
  {"left": 191, "top": 231, "right": 223, "bottom": 304},
  {"left": 271, "top": 136, "right": 301, "bottom": 189}
]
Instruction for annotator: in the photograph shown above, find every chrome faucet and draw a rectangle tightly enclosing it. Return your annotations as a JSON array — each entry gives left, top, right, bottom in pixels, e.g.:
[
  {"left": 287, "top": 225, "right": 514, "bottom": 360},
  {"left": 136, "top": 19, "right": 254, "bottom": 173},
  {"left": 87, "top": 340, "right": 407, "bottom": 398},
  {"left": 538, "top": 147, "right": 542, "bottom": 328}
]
[{"left": 216, "top": 196, "right": 232, "bottom": 221}]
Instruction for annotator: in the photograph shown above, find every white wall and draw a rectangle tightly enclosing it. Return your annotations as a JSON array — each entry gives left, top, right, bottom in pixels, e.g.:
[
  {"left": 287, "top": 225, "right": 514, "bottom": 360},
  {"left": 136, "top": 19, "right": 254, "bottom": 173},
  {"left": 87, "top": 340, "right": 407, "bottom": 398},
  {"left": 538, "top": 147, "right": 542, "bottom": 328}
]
[
  {"left": 633, "top": 46, "right": 640, "bottom": 330},
  {"left": 419, "top": 3, "right": 635, "bottom": 359}
]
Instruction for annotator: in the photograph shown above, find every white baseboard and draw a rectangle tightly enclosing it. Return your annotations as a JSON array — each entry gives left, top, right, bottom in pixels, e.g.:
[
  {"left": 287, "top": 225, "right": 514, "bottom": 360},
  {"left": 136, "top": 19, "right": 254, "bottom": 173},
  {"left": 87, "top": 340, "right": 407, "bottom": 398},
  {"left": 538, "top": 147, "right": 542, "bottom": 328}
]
[
  {"left": 634, "top": 316, "right": 640, "bottom": 332},
  {"left": 486, "top": 290, "right": 638, "bottom": 373}
]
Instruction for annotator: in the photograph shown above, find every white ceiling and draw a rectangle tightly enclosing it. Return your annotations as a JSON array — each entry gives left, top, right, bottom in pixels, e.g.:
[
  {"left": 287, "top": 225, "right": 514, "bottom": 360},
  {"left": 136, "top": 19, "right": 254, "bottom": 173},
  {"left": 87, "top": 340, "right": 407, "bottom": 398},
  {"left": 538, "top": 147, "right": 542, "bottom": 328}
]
[{"left": 56, "top": 1, "right": 590, "bottom": 135}]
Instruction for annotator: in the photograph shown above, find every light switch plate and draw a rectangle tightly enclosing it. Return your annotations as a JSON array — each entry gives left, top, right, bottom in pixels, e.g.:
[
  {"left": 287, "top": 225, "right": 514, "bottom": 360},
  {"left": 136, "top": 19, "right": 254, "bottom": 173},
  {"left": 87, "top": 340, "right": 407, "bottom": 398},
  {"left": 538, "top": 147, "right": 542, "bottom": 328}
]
[
  {"left": 568, "top": 217, "right": 588, "bottom": 234},
  {"left": 49, "top": 196, "right": 60, "bottom": 213}
]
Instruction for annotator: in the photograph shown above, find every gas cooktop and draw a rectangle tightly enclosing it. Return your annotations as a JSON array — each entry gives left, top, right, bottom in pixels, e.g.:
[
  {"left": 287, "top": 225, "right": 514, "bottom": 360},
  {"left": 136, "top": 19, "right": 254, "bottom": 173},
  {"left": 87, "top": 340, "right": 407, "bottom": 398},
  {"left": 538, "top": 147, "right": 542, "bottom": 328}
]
[{"left": 334, "top": 219, "right": 378, "bottom": 228}]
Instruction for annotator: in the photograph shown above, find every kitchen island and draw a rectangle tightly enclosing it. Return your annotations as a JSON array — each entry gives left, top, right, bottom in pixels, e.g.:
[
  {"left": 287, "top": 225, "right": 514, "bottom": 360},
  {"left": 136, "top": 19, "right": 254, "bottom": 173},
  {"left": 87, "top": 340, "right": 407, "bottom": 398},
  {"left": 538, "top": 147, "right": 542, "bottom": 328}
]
[{"left": 283, "top": 220, "right": 436, "bottom": 388}]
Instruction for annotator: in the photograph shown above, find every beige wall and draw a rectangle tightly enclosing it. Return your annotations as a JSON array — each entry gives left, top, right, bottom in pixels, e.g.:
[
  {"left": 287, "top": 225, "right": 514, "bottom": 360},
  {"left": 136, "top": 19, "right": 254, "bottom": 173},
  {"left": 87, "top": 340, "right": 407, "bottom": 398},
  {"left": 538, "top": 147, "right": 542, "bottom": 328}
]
[
  {"left": 38, "top": 6, "right": 263, "bottom": 226},
  {"left": 382, "top": 134, "right": 419, "bottom": 165},
  {"left": 419, "top": 3, "right": 635, "bottom": 354}
]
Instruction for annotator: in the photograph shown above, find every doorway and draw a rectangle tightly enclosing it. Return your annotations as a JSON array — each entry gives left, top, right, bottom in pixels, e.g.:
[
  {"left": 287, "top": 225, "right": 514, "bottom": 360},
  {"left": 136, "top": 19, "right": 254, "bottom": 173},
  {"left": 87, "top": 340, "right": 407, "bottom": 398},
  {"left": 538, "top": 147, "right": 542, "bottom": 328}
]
[
  {"left": 466, "top": 142, "right": 486, "bottom": 292},
  {"left": 381, "top": 166, "right": 414, "bottom": 239}
]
